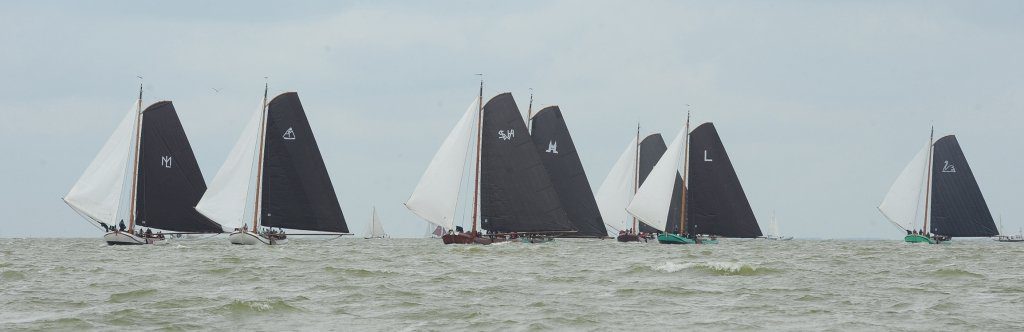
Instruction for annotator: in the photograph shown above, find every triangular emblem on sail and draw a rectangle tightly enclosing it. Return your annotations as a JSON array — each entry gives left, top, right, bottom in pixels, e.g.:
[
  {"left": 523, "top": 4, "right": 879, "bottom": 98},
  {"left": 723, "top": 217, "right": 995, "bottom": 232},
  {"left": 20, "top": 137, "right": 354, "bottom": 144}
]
[{"left": 283, "top": 127, "right": 296, "bottom": 140}]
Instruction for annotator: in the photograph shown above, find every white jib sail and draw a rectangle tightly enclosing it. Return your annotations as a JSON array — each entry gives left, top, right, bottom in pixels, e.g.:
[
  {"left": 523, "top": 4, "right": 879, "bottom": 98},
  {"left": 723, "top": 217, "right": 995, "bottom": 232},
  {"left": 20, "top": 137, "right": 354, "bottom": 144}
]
[
  {"left": 196, "top": 101, "right": 265, "bottom": 231},
  {"left": 879, "top": 143, "right": 930, "bottom": 231},
  {"left": 368, "top": 207, "right": 385, "bottom": 238},
  {"left": 65, "top": 103, "right": 139, "bottom": 225},
  {"left": 404, "top": 97, "right": 479, "bottom": 230},
  {"left": 626, "top": 127, "right": 687, "bottom": 232},
  {"left": 595, "top": 136, "right": 638, "bottom": 236}
]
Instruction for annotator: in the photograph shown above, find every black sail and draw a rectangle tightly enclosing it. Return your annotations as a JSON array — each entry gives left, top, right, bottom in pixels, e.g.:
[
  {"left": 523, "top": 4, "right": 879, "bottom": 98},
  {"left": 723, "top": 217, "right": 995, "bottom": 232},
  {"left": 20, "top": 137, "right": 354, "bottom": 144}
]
[
  {"left": 929, "top": 135, "right": 997, "bottom": 237},
  {"left": 530, "top": 106, "right": 606, "bottom": 237},
  {"left": 135, "top": 101, "right": 222, "bottom": 233},
  {"left": 686, "top": 123, "right": 761, "bottom": 237},
  {"left": 637, "top": 134, "right": 684, "bottom": 233},
  {"left": 259, "top": 92, "right": 348, "bottom": 233},
  {"left": 480, "top": 93, "right": 574, "bottom": 233}
]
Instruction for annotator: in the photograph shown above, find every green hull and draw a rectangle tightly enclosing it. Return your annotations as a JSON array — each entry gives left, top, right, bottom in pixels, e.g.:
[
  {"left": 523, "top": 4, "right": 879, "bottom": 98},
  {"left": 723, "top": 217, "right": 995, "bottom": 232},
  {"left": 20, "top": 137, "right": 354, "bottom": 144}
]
[
  {"left": 904, "top": 234, "right": 937, "bottom": 244},
  {"left": 657, "top": 234, "right": 696, "bottom": 244}
]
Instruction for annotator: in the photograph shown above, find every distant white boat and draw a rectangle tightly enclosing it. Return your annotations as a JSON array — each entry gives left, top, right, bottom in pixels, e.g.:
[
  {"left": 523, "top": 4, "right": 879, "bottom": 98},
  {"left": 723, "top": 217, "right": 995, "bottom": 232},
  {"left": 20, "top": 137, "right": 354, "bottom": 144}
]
[
  {"left": 364, "top": 207, "right": 388, "bottom": 239},
  {"left": 763, "top": 211, "right": 792, "bottom": 241},
  {"left": 993, "top": 217, "right": 1022, "bottom": 242}
]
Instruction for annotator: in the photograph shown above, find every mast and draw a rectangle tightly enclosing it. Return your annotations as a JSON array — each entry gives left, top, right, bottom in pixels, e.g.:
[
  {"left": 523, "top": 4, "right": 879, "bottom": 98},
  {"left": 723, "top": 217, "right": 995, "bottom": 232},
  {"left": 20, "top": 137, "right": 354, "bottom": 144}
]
[
  {"left": 679, "top": 109, "right": 691, "bottom": 235},
  {"left": 922, "top": 126, "right": 934, "bottom": 234},
  {"left": 471, "top": 75, "right": 483, "bottom": 235},
  {"left": 250, "top": 82, "right": 270, "bottom": 232},
  {"left": 632, "top": 123, "right": 640, "bottom": 232},
  {"left": 527, "top": 88, "right": 534, "bottom": 131},
  {"left": 127, "top": 81, "right": 144, "bottom": 232}
]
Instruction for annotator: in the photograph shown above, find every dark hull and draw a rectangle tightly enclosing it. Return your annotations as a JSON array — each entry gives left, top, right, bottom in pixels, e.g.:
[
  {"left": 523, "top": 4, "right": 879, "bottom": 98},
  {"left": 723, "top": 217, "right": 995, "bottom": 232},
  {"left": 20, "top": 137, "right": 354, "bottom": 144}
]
[
  {"left": 441, "top": 233, "right": 510, "bottom": 245},
  {"left": 616, "top": 234, "right": 640, "bottom": 242}
]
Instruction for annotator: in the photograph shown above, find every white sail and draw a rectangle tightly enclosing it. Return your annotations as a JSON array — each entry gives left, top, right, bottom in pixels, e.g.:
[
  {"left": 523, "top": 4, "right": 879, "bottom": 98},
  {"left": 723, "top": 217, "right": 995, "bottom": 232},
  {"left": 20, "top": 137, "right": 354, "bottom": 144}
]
[
  {"left": 404, "top": 97, "right": 479, "bottom": 230},
  {"left": 769, "top": 213, "right": 780, "bottom": 237},
  {"left": 64, "top": 103, "right": 139, "bottom": 225},
  {"left": 196, "top": 102, "right": 264, "bottom": 231},
  {"left": 595, "top": 136, "right": 638, "bottom": 236},
  {"left": 626, "top": 127, "right": 687, "bottom": 232},
  {"left": 367, "top": 207, "right": 386, "bottom": 238},
  {"left": 878, "top": 143, "right": 930, "bottom": 231}
]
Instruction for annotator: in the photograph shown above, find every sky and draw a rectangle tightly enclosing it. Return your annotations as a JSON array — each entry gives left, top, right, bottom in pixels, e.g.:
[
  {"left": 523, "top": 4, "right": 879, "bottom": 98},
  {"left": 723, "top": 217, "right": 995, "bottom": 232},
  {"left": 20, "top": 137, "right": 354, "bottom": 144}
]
[{"left": 1, "top": 1, "right": 1022, "bottom": 239}]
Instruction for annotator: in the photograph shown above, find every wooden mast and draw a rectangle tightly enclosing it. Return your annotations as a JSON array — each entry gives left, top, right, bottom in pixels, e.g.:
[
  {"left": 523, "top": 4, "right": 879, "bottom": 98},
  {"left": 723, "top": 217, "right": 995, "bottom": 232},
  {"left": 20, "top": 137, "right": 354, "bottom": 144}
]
[
  {"left": 679, "top": 110, "right": 691, "bottom": 236},
  {"left": 632, "top": 123, "right": 640, "bottom": 232},
  {"left": 921, "top": 126, "right": 935, "bottom": 234},
  {"left": 527, "top": 88, "right": 534, "bottom": 131},
  {"left": 250, "top": 82, "right": 270, "bottom": 233},
  {"left": 471, "top": 76, "right": 483, "bottom": 236},
  {"left": 127, "top": 81, "right": 144, "bottom": 232}
]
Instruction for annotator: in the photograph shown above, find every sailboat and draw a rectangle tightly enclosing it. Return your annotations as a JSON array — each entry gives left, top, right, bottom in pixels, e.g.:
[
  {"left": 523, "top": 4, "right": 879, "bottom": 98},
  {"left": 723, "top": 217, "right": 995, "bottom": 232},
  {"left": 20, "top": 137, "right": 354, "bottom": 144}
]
[
  {"left": 994, "top": 216, "right": 1023, "bottom": 242},
  {"left": 596, "top": 130, "right": 683, "bottom": 242},
  {"left": 406, "top": 82, "right": 576, "bottom": 244},
  {"left": 879, "top": 128, "right": 998, "bottom": 244},
  {"left": 64, "top": 85, "right": 223, "bottom": 245},
  {"left": 529, "top": 105, "right": 607, "bottom": 238},
  {"left": 628, "top": 114, "right": 762, "bottom": 244},
  {"left": 364, "top": 207, "right": 388, "bottom": 239},
  {"left": 196, "top": 86, "right": 350, "bottom": 245},
  {"left": 763, "top": 211, "right": 793, "bottom": 240}
]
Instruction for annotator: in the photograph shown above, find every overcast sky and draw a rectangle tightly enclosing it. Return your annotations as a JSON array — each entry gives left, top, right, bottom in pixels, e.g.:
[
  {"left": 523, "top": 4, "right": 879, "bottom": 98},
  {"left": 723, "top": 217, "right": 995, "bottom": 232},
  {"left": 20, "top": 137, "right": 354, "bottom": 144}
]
[{"left": 1, "top": 1, "right": 1021, "bottom": 239}]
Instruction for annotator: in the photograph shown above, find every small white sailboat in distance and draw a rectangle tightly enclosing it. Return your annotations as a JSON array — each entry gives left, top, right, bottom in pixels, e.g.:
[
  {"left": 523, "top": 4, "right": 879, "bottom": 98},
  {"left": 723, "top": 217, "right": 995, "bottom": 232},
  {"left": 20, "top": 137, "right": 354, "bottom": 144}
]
[
  {"left": 364, "top": 207, "right": 388, "bottom": 239},
  {"left": 994, "top": 216, "right": 1023, "bottom": 242},
  {"left": 763, "top": 211, "right": 793, "bottom": 240}
]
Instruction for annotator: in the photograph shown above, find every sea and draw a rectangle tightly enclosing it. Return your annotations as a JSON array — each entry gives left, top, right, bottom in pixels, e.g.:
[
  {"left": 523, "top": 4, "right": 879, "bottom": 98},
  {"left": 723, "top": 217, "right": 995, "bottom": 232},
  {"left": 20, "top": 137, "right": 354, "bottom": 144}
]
[{"left": 1, "top": 237, "right": 1023, "bottom": 331}]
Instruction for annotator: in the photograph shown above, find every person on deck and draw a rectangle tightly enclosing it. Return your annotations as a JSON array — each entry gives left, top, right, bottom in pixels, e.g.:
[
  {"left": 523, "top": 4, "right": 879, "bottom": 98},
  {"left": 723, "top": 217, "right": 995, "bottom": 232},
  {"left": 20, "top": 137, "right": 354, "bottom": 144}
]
[
  {"left": 145, "top": 228, "right": 152, "bottom": 238},
  {"left": 118, "top": 220, "right": 126, "bottom": 232}
]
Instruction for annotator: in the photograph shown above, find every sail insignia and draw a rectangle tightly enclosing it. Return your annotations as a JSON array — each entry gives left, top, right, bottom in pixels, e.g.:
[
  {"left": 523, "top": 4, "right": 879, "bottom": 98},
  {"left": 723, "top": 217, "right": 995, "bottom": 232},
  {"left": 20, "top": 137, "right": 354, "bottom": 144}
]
[
  {"left": 259, "top": 92, "right": 348, "bottom": 233},
  {"left": 134, "top": 101, "right": 221, "bottom": 232},
  {"left": 928, "top": 135, "right": 996, "bottom": 237},
  {"left": 480, "top": 94, "right": 574, "bottom": 233},
  {"left": 530, "top": 106, "right": 606, "bottom": 237},
  {"left": 686, "top": 122, "right": 761, "bottom": 238}
]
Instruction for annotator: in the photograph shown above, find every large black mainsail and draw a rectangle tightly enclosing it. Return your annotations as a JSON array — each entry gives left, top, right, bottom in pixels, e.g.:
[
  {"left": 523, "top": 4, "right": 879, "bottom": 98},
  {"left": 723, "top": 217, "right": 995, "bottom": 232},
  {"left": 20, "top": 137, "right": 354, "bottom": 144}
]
[
  {"left": 259, "top": 92, "right": 348, "bottom": 233},
  {"left": 685, "top": 123, "right": 761, "bottom": 237},
  {"left": 929, "top": 135, "right": 997, "bottom": 237},
  {"left": 480, "top": 93, "right": 574, "bottom": 233},
  {"left": 530, "top": 106, "right": 606, "bottom": 237},
  {"left": 637, "top": 134, "right": 684, "bottom": 233},
  {"left": 134, "top": 101, "right": 221, "bottom": 233}
]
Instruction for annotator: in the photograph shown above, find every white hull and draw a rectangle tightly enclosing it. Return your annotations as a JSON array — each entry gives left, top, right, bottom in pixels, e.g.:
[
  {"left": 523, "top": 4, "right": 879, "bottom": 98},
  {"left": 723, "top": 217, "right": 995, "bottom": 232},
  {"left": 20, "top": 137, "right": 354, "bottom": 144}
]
[
  {"left": 228, "top": 230, "right": 287, "bottom": 245},
  {"left": 764, "top": 236, "right": 793, "bottom": 241},
  {"left": 104, "top": 231, "right": 162, "bottom": 245}
]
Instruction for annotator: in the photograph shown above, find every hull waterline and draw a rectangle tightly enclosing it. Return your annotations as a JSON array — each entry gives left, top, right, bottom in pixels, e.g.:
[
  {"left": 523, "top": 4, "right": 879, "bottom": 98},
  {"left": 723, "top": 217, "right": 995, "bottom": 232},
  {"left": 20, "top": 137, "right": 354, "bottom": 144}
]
[
  {"left": 104, "top": 231, "right": 162, "bottom": 245},
  {"left": 229, "top": 230, "right": 288, "bottom": 245},
  {"left": 904, "top": 234, "right": 939, "bottom": 244}
]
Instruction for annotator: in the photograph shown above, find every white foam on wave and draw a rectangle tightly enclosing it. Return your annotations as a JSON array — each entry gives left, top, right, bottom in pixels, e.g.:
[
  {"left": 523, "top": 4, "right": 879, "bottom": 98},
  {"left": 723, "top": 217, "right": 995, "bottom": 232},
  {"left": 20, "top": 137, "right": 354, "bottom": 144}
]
[{"left": 654, "top": 261, "right": 758, "bottom": 274}]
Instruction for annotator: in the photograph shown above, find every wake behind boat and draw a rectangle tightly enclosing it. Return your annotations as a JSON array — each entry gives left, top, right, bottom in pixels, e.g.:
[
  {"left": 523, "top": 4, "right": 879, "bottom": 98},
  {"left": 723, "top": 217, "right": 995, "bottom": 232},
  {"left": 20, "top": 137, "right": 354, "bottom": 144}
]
[
  {"left": 196, "top": 85, "right": 351, "bottom": 245},
  {"left": 64, "top": 85, "right": 223, "bottom": 245},
  {"left": 879, "top": 128, "right": 998, "bottom": 244}
]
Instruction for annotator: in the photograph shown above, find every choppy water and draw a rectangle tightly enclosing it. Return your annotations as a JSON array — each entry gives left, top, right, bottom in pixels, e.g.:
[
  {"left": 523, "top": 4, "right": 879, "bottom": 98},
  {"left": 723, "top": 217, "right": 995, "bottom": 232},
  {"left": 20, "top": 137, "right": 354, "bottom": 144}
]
[{"left": 2, "top": 238, "right": 1023, "bottom": 331}]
